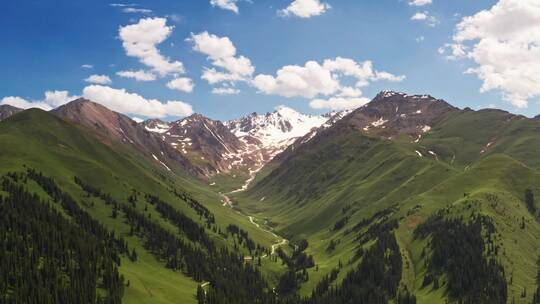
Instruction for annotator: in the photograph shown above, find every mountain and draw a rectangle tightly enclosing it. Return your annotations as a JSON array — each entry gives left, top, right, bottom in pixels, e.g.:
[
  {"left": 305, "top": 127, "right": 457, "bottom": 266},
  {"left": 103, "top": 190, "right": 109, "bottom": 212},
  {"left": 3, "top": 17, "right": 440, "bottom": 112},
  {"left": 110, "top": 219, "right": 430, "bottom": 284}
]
[
  {"left": 160, "top": 114, "right": 248, "bottom": 176},
  {"left": 2, "top": 93, "right": 539, "bottom": 304},
  {"left": 141, "top": 118, "right": 170, "bottom": 133},
  {"left": 0, "top": 104, "right": 22, "bottom": 121},
  {"left": 335, "top": 90, "right": 457, "bottom": 140},
  {"left": 274, "top": 109, "right": 353, "bottom": 161},
  {"left": 52, "top": 98, "right": 200, "bottom": 176},
  {"left": 142, "top": 106, "right": 343, "bottom": 180},
  {"left": 226, "top": 106, "right": 329, "bottom": 159},
  {"left": 234, "top": 91, "right": 540, "bottom": 303},
  {"left": 0, "top": 108, "right": 286, "bottom": 304}
]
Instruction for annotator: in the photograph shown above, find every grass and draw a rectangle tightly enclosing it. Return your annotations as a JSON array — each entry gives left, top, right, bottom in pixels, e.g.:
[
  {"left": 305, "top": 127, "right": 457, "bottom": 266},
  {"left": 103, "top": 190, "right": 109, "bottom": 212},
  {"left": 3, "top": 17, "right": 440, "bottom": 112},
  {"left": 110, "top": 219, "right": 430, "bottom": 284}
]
[
  {"left": 232, "top": 109, "right": 540, "bottom": 303},
  {"left": 0, "top": 110, "right": 286, "bottom": 303},
  {"left": 2, "top": 107, "right": 540, "bottom": 303}
]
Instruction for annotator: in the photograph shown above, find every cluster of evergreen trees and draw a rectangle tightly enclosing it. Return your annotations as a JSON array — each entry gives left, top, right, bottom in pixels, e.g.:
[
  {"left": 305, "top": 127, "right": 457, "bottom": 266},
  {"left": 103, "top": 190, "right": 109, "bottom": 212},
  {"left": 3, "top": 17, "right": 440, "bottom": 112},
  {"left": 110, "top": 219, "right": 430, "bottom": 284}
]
[
  {"left": 276, "top": 240, "right": 315, "bottom": 273},
  {"left": 310, "top": 267, "right": 340, "bottom": 298},
  {"left": 171, "top": 188, "right": 215, "bottom": 224},
  {"left": 73, "top": 176, "right": 278, "bottom": 304},
  {"left": 414, "top": 212, "right": 507, "bottom": 304},
  {"left": 10, "top": 168, "right": 516, "bottom": 304},
  {"left": 332, "top": 216, "right": 350, "bottom": 231},
  {"left": 0, "top": 173, "right": 125, "bottom": 303},
  {"left": 74, "top": 176, "right": 116, "bottom": 205},
  {"left": 345, "top": 206, "right": 395, "bottom": 236},
  {"left": 304, "top": 220, "right": 408, "bottom": 304},
  {"left": 145, "top": 194, "right": 213, "bottom": 249},
  {"left": 274, "top": 240, "right": 315, "bottom": 296},
  {"left": 525, "top": 189, "right": 537, "bottom": 216},
  {"left": 226, "top": 224, "right": 259, "bottom": 254}
]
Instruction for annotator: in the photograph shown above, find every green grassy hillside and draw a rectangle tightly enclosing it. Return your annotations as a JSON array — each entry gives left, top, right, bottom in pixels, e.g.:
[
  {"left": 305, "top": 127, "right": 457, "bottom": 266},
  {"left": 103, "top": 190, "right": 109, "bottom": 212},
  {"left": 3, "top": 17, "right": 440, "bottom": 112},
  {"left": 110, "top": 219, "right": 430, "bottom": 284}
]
[
  {"left": 0, "top": 109, "right": 284, "bottom": 303},
  {"left": 234, "top": 108, "right": 540, "bottom": 303},
  {"left": 2, "top": 105, "right": 540, "bottom": 304}
]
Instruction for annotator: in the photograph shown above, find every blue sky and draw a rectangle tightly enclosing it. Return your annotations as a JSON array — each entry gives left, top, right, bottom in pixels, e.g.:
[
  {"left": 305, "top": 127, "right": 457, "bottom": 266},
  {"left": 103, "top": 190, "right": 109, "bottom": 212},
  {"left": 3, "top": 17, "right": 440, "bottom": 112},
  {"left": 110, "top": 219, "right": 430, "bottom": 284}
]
[{"left": 2, "top": 0, "right": 538, "bottom": 121}]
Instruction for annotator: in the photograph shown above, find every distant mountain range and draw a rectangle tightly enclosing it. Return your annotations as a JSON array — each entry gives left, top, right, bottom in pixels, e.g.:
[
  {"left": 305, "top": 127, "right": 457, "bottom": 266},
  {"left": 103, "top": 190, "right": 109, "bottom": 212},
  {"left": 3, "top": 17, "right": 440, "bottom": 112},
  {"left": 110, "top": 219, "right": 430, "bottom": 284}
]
[
  {"left": 138, "top": 105, "right": 346, "bottom": 177},
  {"left": 0, "top": 98, "right": 347, "bottom": 178},
  {"left": 2, "top": 93, "right": 539, "bottom": 181}
]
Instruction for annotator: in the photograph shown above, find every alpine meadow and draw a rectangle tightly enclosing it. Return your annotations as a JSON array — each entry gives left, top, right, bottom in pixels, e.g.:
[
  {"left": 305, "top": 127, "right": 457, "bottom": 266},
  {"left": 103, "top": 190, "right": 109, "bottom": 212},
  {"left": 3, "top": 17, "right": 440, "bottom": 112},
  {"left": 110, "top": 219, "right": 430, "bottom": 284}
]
[{"left": 1, "top": 1, "right": 540, "bottom": 304}]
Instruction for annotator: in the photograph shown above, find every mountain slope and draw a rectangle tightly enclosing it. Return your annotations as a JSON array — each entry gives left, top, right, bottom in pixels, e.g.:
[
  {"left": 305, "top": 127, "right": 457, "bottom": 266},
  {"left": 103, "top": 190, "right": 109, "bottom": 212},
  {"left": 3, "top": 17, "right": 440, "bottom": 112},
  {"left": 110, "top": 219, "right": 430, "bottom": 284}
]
[
  {"left": 0, "top": 104, "right": 22, "bottom": 121},
  {"left": 3, "top": 94, "right": 539, "bottom": 303},
  {"left": 226, "top": 106, "right": 330, "bottom": 164},
  {"left": 141, "top": 106, "right": 342, "bottom": 190},
  {"left": 234, "top": 91, "right": 540, "bottom": 303},
  {"left": 52, "top": 98, "right": 201, "bottom": 176},
  {"left": 0, "top": 109, "right": 287, "bottom": 304},
  {"left": 163, "top": 114, "right": 248, "bottom": 176}
]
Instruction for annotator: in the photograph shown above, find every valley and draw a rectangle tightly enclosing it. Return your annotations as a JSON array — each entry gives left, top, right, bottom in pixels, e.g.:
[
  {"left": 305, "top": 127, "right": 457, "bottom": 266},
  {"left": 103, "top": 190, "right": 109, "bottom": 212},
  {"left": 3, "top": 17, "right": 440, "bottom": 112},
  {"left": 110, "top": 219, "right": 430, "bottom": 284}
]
[
  {"left": 3, "top": 1, "right": 539, "bottom": 303},
  {"left": 0, "top": 91, "right": 539, "bottom": 304}
]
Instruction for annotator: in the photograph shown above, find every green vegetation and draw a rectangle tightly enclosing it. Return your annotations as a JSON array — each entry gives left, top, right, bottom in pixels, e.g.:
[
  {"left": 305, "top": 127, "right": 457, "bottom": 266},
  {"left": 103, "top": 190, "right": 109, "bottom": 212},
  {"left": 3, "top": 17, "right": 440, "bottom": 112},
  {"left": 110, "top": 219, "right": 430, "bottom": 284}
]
[
  {"left": 2, "top": 105, "right": 540, "bottom": 303},
  {"left": 234, "top": 108, "right": 540, "bottom": 303},
  {"left": 0, "top": 175, "right": 124, "bottom": 303},
  {"left": 0, "top": 110, "right": 283, "bottom": 303}
]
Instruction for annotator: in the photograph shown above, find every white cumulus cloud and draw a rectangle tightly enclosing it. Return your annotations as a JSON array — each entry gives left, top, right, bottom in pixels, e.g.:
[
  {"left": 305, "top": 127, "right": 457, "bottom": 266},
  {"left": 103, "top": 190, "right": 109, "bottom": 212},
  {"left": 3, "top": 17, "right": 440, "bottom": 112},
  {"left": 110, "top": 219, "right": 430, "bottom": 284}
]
[
  {"left": 279, "top": 0, "right": 331, "bottom": 18},
  {"left": 85, "top": 74, "right": 112, "bottom": 85},
  {"left": 212, "top": 87, "right": 240, "bottom": 95},
  {"left": 119, "top": 17, "right": 184, "bottom": 77},
  {"left": 0, "top": 91, "right": 78, "bottom": 111},
  {"left": 0, "top": 97, "right": 51, "bottom": 110},
  {"left": 253, "top": 61, "right": 339, "bottom": 98},
  {"left": 310, "top": 97, "right": 370, "bottom": 111},
  {"left": 82, "top": 85, "right": 193, "bottom": 118},
  {"left": 252, "top": 57, "right": 404, "bottom": 110},
  {"left": 411, "top": 11, "right": 439, "bottom": 26},
  {"left": 254, "top": 57, "right": 403, "bottom": 99},
  {"left": 189, "top": 32, "right": 254, "bottom": 91},
  {"left": 210, "top": 0, "right": 240, "bottom": 14},
  {"left": 442, "top": 0, "right": 540, "bottom": 108},
  {"left": 167, "top": 78, "right": 195, "bottom": 93},
  {"left": 116, "top": 70, "right": 157, "bottom": 81},
  {"left": 411, "top": 12, "right": 427, "bottom": 20},
  {"left": 122, "top": 8, "right": 152, "bottom": 14},
  {"left": 409, "top": 0, "right": 432, "bottom": 6}
]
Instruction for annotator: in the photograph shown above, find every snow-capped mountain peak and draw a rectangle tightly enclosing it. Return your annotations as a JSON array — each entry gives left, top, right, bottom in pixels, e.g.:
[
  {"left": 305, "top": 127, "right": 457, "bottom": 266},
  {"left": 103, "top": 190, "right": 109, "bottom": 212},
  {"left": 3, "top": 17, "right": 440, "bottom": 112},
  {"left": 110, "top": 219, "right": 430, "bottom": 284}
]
[
  {"left": 140, "top": 106, "right": 350, "bottom": 177},
  {"left": 141, "top": 119, "right": 170, "bottom": 134},
  {"left": 226, "top": 105, "right": 328, "bottom": 148}
]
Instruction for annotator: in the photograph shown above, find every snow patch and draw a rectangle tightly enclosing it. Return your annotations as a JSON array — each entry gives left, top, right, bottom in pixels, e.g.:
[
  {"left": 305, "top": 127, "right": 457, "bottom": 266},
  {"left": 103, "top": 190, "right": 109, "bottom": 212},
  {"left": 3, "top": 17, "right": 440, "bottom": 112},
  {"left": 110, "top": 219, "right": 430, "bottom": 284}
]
[
  {"left": 371, "top": 118, "right": 388, "bottom": 127},
  {"left": 152, "top": 154, "right": 171, "bottom": 171},
  {"left": 145, "top": 123, "right": 170, "bottom": 134}
]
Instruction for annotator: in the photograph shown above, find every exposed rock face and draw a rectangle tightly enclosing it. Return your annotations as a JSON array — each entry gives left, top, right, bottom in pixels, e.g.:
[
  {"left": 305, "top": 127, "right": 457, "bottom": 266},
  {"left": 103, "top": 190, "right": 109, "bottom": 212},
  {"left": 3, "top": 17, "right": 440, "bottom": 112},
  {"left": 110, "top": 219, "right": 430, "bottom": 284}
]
[
  {"left": 52, "top": 98, "right": 200, "bottom": 176},
  {"left": 341, "top": 91, "right": 458, "bottom": 137},
  {"left": 142, "top": 106, "right": 339, "bottom": 177},
  {"left": 275, "top": 91, "right": 459, "bottom": 163},
  {"left": 140, "top": 119, "right": 170, "bottom": 134},
  {"left": 0, "top": 104, "right": 23, "bottom": 121},
  {"left": 225, "top": 106, "right": 331, "bottom": 170},
  {"left": 161, "top": 114, "right": 247, "bottom": 176}
]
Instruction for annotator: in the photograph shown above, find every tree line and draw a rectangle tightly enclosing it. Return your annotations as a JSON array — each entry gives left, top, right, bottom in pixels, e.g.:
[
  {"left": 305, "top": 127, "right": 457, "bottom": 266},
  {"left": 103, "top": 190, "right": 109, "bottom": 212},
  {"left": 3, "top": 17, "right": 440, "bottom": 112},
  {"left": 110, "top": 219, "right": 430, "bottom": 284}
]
[
  {"left": 414, "top": 211, "right": 507, "bottom": 304},
  {"left": 73, "top": 176, "right": 279, "bottom": 304},
  {"left": 0, "top": 173, "right": 125, "bottom": 303},
  {"left": 303, "top": 218, "right": 412, "bottom": 304}
]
